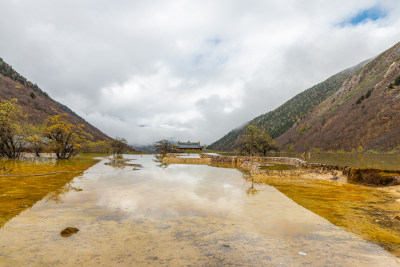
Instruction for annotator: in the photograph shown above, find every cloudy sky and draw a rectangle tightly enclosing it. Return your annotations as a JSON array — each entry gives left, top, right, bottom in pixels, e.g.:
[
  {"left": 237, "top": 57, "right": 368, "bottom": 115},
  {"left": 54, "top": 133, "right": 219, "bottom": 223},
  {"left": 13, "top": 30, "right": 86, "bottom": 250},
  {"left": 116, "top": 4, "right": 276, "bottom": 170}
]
[{"left": 1, "top": 0, "right": 400, "bottom": 145}]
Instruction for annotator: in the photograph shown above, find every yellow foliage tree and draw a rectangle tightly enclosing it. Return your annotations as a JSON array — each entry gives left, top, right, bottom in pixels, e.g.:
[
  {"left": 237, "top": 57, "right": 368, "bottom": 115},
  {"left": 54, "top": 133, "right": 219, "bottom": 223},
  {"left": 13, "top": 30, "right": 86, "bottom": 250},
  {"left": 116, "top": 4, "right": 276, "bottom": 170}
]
[
  {"left": 25, "top": 124, "right": 46, "bottom": 157},
  {"left": 82, "top": 140, "right": 111, "bottom": 154},
  {"left": 0, "top": 98, "right": 28, "bottom": 158},
  {"left": 44, "top": 113, "right": 91, "bottom": 159}
]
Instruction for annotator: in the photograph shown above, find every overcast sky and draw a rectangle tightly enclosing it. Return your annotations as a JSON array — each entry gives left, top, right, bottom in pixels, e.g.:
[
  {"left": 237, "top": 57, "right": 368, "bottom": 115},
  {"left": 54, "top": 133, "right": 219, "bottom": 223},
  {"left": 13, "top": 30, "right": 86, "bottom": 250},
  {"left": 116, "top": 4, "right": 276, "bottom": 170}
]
[{"left": 1, "top": 0, "right": 400, "bottom": 145}]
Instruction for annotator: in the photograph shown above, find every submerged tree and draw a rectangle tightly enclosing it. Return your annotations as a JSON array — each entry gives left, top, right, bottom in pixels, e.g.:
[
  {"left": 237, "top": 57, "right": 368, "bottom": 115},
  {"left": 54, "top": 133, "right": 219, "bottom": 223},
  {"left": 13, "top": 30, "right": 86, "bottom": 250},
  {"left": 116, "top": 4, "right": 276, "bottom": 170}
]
[
  {"left": 0, "top": 98, "right": 28, "bottom": 158},
  {"left": 239, "top": 125, "right": 277, "bottom": 156},
  {"left": 110, "top": 137, "right": 128, "bottom": 158},
  {"left": 43, "top": 113, "right": 91, "bottom": 159},
  {"left": 153, "top": 139, "right": 178, "bottom": 154},
  {"left": 25, "top": 124, "right": 46, "bottom": 157}
]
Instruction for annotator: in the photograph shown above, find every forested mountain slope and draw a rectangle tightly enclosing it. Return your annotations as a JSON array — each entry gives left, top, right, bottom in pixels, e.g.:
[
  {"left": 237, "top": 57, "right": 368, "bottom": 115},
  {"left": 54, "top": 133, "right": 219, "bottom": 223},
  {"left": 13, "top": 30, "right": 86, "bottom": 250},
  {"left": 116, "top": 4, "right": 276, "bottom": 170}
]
[
  {"left": 277, "top": 42, "right": 400, "bottom": 152},
  {"left": 208, "top": 58, "right": 370, "bottom": 151}
]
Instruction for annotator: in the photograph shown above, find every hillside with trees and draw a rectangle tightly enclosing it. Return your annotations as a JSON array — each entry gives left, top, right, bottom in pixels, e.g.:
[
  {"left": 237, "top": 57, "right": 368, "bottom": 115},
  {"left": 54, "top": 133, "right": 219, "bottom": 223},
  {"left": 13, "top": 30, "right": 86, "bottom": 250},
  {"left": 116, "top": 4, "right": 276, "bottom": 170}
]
[
  {"left": 0, "top": 57, "right": 110, "bottom": 142},
  {"left": 208, "top": 59, "right": 371, "bottom": 151},
  {"left": 0, "top": 97, "right": 119, "bottom": 158},
  {"left": 277, "top": 42, "right": 400, "bottom": 152}
]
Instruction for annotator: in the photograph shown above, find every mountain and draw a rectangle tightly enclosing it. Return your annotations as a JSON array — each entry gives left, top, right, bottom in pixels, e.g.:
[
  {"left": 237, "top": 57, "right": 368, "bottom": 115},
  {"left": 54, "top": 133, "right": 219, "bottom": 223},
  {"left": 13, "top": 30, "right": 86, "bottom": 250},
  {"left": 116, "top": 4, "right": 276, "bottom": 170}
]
[
  {"left": 277, "top": 42, "right": 400, "bottom": 152},
  {"left": 0, "top": 57, "right": 110, "bottom": 141},
  {"left": 208, "top": 58, "right": 371, "bottom": 151}
]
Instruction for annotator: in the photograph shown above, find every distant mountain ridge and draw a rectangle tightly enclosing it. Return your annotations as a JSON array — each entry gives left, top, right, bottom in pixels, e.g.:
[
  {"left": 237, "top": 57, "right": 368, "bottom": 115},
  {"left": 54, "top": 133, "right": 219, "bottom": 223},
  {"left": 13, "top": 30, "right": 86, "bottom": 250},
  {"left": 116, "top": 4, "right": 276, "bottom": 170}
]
[
  {"left": 0, "top": 57, "right": 110, "bottom": 141},
  {"left": 208, "top": 58, "right": 371, "bottom": 151}
]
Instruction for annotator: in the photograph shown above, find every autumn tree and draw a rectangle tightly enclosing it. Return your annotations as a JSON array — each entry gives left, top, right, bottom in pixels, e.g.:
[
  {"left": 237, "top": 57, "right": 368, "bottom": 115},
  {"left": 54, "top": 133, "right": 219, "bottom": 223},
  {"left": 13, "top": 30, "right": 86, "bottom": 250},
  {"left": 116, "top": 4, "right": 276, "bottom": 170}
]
[
  {"left": 153, "top": 139, "right": 178, "bottom": 154},
  {"left": 82, "top": 140, "right": 111, "bottom": 154},
  {"left": 0, "top": 98, "right": 28, "bottom": 158},
  {"left": 239, "top": 125, "right": 277, "bottom": 156},
  {"left": 25, "top": 124, "right": 46, "bottom": 157},
  {"left": 44, "top": 113, "right": 91, "bottom": 159}
]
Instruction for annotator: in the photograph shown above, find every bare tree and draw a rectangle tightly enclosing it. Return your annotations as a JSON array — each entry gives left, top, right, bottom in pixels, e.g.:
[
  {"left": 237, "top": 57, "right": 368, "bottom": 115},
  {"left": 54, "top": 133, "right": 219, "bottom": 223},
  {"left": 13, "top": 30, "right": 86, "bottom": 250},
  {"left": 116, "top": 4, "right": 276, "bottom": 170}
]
[{"left": 110, "top": 137, "right": 128, "bottom": 158}]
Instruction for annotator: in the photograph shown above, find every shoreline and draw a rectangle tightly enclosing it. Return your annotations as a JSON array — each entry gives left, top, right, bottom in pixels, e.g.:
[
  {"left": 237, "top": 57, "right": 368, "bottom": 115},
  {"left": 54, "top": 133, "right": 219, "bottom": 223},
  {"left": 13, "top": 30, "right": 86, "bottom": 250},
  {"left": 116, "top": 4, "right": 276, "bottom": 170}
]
[{"left": 163, "top": 153, "right": 400, "bottom": 187}]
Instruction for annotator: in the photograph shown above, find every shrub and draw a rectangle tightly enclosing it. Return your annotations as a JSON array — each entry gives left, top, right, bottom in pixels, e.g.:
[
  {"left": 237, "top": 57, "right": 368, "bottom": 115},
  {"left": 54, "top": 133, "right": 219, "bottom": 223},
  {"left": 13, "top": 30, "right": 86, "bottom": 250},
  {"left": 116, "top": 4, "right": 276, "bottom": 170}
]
[
  {"left": 30, "top": 92, "right": 36, "bottom": 99},
  {"left": 389, "top": 83, "right": 394, "bottom": 89},
  {"left": 297, "top": 123, "right": 311, "bottom": 135},
  {"left": 365, "top": 89, "right": 372, "bottom": 98},
  {"left": 356, "top": 95, "right": 365, "bottom": 104},
  {"left": 286, "top": 144, "right": 294, "bottom": 152},
  {"left": 309, "top": 147, "right": 321, "bottom": 154},
  {"left": 395, "top": 75, "right": 400, "bottom": 86}
]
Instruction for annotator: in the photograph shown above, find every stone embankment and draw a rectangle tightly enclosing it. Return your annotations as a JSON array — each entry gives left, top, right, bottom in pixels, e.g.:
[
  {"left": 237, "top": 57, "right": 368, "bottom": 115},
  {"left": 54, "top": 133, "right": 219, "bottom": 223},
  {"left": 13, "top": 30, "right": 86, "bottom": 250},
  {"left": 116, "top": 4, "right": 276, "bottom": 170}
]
[{"left": 162, "top": 154, "right": 400, "bottom": 186}]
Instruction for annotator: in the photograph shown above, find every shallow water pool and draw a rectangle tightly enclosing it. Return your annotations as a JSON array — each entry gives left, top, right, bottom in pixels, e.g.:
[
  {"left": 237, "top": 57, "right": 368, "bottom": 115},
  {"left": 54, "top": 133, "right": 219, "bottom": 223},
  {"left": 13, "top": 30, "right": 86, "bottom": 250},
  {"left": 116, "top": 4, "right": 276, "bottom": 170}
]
[{"left": 0, "top": 155, "right": 399, "bottom": 266}]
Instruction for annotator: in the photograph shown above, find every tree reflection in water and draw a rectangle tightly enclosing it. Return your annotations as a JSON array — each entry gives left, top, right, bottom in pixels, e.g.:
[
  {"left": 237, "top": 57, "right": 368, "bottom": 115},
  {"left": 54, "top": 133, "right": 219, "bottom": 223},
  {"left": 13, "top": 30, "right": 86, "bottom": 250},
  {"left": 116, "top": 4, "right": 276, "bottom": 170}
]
[
  {"left": 153, "top": 154, "right": 169, "bottom": 169},
  {"left": 239, "top": 169, "right": 260, "bottom": 196},
  {"left": 246, "top": 179, "right": 260, "bottom": 196},
  {"left": 104, "top": 157, "right": 142, "bottom": 170},
  {"left": 46, "top": 181, "right": 83, "bottom": 203}
]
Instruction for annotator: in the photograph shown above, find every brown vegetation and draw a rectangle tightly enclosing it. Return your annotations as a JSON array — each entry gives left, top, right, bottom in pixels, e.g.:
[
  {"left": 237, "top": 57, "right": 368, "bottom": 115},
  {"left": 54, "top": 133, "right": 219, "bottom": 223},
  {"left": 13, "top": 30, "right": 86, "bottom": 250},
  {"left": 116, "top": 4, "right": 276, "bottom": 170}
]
[
  {"left": 277, "top": 42, "right": 400, "bottom": 152},
  {"left": 209, "top": 59, "right": 370, "bottom": 151},
  {"left": 0, "top": 57, "right": 132, "bottom": 157},
  {"left": 0, "top": 72, "right": 109, "bottom": 141}
]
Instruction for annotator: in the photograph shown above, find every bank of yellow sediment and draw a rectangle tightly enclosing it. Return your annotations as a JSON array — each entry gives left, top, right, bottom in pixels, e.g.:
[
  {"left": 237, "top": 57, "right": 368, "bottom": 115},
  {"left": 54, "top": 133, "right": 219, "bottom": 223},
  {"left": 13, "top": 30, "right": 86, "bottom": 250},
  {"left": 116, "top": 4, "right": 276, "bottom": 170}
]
[
  {"left": 163, "top": 154, "right": 345, "bottom": 182},
  {"left": 162, "top": 157, "right": 211, "bottom": 165},
  {"left": 163, "top": 154, "right": 400, "bottom": 186}
]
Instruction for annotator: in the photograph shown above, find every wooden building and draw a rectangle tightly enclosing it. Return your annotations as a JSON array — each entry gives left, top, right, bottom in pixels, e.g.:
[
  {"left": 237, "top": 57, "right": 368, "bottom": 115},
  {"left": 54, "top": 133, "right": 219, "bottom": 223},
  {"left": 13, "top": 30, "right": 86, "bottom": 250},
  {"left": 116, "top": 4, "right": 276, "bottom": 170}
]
[{"left": 176, "top": 141, "right": 204, "bottom": 151}]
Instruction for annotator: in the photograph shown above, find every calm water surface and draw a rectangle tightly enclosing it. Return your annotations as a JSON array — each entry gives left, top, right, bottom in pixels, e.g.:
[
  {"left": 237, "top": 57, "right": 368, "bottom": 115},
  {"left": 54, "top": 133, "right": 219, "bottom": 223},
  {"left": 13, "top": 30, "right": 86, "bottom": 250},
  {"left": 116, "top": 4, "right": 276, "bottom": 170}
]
[{"left": 0, "top": 155, "right": 399, "bottom": 266}]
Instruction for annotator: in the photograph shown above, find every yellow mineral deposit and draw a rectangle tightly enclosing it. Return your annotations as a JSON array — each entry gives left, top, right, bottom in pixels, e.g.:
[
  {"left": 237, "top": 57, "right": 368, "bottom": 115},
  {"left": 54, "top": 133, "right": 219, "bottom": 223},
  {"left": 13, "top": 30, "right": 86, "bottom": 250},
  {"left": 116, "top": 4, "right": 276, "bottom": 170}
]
[{"left": 1, "top": 154, "right": 400, "bottom": 266}]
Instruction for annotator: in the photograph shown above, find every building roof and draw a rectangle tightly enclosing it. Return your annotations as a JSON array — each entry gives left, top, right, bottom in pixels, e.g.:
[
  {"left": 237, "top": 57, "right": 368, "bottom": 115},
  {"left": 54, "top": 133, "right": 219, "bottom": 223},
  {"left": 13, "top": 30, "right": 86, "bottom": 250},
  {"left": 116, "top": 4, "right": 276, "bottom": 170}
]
[{"left": 176, "top": 142, "right": 203, "bottom": 149}]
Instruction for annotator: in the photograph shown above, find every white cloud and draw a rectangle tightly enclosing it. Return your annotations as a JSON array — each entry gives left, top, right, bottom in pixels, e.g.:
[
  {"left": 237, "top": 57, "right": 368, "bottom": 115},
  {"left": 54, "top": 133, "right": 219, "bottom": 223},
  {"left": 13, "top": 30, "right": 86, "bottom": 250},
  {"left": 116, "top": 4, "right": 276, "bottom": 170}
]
[{"left": 0, "top": 0, "right": 400, "bottom": 145}]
